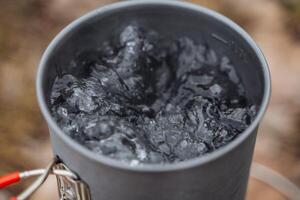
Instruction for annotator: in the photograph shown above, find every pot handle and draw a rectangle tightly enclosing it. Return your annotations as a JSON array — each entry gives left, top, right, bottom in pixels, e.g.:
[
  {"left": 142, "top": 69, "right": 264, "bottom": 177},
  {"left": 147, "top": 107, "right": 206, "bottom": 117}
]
[{"left": 1, "top": 157, "right": 91, "bottom": 200}]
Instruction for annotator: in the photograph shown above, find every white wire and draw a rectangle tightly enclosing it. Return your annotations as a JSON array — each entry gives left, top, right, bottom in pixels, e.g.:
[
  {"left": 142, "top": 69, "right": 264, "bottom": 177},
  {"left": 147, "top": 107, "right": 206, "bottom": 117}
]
[
  {"left": 20, "top": 169, "right": 77, "bottom": 179},
  {"left": 16, "top": 158, "right": 57, "bottom": 200},
  {"left": 251, "top": 162, "right": 300, "bottom": 200}
]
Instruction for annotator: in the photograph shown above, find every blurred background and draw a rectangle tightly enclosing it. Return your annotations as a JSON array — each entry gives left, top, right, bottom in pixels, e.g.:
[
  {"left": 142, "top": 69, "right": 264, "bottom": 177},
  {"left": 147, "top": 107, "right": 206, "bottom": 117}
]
[{"left": 0, "top": 0, "right": 300, "bottom": 199}]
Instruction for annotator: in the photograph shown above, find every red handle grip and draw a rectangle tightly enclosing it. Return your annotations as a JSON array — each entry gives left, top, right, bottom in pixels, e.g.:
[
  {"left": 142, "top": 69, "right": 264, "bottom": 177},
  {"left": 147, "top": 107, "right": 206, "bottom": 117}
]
[{"left": 0, "top": 172, "right": 20, "bottom": 189}]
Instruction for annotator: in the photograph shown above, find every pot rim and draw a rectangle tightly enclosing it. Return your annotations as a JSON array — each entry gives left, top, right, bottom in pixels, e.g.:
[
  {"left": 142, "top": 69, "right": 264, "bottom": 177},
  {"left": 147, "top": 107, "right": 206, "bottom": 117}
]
[{"left": 36, "top": 0, "right": 271, "bottom": 172}]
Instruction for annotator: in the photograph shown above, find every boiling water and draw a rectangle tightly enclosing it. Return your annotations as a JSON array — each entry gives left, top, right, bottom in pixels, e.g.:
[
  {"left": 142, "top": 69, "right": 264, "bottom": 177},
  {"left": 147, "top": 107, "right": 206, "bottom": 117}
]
[{"left": 50, "top": 25, "right": 257, "bottom": 165}]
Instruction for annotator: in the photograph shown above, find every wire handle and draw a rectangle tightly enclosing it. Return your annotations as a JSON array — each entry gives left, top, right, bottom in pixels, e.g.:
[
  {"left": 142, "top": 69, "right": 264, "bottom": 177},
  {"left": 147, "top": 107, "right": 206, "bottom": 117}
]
[
  {"left": 0, "top": 157, "right": 78, "bottom": 200},
  {"left": 0, "top": 169, "right": 77, "bottom": 190},
  {"left": 11, "top": 157, "right": 58, "bottom": 200}
]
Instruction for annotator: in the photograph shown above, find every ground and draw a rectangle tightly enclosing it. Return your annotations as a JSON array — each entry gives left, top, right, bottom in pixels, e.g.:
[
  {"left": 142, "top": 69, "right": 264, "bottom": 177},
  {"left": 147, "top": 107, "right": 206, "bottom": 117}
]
[{"left": 0, "top": 0, "right": 299, "bottom": 199}]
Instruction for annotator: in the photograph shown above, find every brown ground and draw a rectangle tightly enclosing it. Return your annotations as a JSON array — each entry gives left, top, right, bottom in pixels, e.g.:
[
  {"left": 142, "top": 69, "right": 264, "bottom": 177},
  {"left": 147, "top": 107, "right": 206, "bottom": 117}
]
[{"left": 0, "top": 0, "right": 299, "bottom": 199}]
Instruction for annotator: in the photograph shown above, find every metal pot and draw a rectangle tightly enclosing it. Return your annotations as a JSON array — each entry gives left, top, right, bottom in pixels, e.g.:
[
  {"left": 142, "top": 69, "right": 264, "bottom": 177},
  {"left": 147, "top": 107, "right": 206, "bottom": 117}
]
[{"left": 37, "top": 1, "right": 271, "bottom": 200}]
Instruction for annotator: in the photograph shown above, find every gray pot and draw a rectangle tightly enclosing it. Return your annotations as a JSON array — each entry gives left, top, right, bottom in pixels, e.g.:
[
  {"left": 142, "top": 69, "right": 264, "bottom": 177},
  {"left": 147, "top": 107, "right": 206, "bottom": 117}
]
[{"left": 36, "top": 1, "right": 271, "bottom": 200}]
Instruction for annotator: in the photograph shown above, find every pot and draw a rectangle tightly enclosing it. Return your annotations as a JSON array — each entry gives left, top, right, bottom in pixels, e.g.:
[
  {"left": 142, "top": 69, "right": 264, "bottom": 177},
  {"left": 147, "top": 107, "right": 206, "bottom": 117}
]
[{"left": 37, "top": 1, "right": 271, "bottom": 199}]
